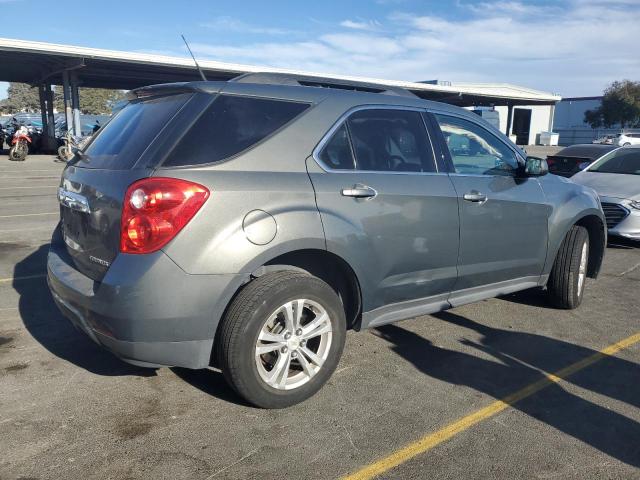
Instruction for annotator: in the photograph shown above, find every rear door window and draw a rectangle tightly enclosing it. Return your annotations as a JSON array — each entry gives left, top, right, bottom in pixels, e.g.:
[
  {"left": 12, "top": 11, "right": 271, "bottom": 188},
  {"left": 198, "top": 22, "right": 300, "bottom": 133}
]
[
  {"left": 347, "top": 109, "right": 436, "bottom": 172},
  {"left": 163, "top": 95, "right": 310, "bottom": 167},
  {"left": 77, "top": 93, "right": 191, "bottom": 170}
]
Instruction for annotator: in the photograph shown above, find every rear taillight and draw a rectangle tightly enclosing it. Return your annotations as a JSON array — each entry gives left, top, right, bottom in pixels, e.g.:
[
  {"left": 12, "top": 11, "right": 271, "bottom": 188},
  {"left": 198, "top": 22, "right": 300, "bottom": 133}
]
[{"left": 120, "top": 177, "right": 209, "bottom": 254}]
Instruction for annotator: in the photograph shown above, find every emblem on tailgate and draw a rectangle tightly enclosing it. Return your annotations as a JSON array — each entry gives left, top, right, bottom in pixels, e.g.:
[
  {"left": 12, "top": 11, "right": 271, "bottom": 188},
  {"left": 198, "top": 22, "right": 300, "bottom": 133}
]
[
  {"left": 89, "top": 256, "right": 111, "bottom": 267},
  {"left": 58, "top": 188, "right": 90, "bottom": 213}
]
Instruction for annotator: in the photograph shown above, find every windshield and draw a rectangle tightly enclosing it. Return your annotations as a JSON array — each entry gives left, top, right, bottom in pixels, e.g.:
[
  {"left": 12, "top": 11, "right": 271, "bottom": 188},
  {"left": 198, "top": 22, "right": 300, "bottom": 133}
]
[{"left": 588, "top": 148, "right": 640, "bottom": 175}]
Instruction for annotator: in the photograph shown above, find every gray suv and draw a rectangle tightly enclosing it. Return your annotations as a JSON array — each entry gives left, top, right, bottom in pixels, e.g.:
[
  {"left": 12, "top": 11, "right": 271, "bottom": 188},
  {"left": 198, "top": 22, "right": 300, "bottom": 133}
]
[{"left": 48, "top": 77, "right": 606, "bottom": 408}]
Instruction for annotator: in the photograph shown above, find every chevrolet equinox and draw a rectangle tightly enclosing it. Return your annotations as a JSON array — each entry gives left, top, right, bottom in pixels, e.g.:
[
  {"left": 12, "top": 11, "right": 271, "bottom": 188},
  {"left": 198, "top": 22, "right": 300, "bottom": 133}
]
[{"left": 48, "top": 75, "right": 606, "bottom": 408}]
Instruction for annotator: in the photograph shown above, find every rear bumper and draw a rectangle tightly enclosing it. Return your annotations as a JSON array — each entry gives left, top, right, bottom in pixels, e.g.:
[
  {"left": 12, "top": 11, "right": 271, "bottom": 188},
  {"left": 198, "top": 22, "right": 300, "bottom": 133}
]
[{"left": 47, "top": 237, "right": 246, "bottom": 369}]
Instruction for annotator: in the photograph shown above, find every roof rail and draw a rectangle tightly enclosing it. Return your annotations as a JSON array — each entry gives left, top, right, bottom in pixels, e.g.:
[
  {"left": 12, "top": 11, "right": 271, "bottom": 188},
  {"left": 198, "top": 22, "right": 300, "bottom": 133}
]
[{"left": 230, "top": 72, "right": 418, "bottom": 98}]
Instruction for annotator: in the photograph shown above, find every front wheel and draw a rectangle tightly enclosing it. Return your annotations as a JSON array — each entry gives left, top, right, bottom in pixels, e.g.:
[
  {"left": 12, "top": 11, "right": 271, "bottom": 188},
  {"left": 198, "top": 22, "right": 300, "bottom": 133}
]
[
  {"left": 8, "top": 144, "right": 27, "bottom": 161},
  {"left": 547, "top": 225, "right": 589, "bottom": 309},
  {"left": 218, "top": 271, "right": 346, "bottom": 408}
]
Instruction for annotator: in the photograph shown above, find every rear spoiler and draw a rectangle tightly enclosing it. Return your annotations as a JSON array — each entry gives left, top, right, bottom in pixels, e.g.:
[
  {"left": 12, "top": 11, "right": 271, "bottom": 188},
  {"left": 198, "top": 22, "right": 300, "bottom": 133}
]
[{"left": 128, "top": 82, "right": 224, "bottom": 101}]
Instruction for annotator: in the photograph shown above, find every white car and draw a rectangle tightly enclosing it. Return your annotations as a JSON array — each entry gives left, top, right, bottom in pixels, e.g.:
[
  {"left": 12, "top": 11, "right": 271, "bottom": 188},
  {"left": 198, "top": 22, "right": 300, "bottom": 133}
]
[
  {"left": 592, "top": 134, "right": 616, "bottom": 145},
  {"left": 613, "top": 132, "right": 640, "bottom": 146}
]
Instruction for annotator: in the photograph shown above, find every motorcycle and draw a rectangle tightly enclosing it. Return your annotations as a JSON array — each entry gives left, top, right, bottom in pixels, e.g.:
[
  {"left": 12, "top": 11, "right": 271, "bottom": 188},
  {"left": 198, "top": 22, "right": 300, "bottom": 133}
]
[
  {"left": 8, "top": 125, "right": 31, "bottom": 161},
  {"left": 57, "top": 130, "right": 84, "bottom": 162}
]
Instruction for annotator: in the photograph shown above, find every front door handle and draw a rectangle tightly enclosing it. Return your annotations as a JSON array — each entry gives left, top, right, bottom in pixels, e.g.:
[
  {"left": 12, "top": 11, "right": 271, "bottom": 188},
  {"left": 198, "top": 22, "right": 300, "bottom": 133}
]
[
  {"left": 463, "top": 191, "right": 488, "bottom": 203},
  {"left": 341, "top": 184, "right": 377, "bottom": 199}
]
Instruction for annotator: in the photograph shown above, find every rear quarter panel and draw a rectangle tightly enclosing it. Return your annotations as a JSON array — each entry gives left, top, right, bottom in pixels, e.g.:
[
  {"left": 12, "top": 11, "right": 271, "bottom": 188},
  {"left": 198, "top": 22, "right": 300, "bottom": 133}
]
[{"left": 156, "top": 97, "right": 348, "bottom": 275}]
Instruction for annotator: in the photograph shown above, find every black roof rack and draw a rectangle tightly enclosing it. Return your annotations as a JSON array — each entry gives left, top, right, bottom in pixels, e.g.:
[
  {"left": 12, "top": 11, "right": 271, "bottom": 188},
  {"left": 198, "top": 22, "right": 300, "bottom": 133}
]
[{"left": 230, "top": 72, "right": 418, "bottom": 98}]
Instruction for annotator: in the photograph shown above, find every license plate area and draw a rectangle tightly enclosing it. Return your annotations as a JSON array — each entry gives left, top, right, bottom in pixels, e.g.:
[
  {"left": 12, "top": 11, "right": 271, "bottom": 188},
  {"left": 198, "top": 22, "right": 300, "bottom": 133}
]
[{"left": 61, "top": 207, "right": 88, "bottom": 252}]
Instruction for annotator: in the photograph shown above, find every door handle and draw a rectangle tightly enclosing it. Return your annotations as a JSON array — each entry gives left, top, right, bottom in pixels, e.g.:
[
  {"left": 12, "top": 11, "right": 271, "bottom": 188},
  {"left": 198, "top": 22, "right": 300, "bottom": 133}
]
[
  {"left": 463, "top": 191, "right": 488, "bottom": 203},
  {"left": 341, "top": 184, "right": 377, "bottom": 199}
]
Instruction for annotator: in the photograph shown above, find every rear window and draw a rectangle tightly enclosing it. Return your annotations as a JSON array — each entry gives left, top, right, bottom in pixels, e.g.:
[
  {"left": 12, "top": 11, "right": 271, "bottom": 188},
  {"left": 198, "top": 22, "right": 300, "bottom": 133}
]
[
  {"left": 162, "top": 95, "right": 310, "bottom": 167},
  {"left": 75, "top": 94, "right": 191, "bottom": 170}
]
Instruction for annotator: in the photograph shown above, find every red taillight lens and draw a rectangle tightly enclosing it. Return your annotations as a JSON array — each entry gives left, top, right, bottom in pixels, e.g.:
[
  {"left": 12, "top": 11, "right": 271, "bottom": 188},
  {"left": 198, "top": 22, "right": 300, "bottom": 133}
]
[{"left": 120, "top": 177, "right": 209, "bottom": 254}]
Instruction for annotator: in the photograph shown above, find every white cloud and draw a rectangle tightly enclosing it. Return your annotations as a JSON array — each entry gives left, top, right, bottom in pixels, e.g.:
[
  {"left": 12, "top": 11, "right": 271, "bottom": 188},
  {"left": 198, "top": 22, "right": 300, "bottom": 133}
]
[
  {"left": 200, "top": 17, "right": 296, "bottom": 36},
  {"left": 340, "top": 19, "right": 382, "bottom": 31},
  {"left": 192, "top": 1, "right": 640, "bottom": 96}
]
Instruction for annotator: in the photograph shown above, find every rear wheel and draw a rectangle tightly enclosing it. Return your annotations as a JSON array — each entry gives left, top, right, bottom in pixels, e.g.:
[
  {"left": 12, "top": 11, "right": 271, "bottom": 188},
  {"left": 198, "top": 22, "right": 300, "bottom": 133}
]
[
  {"left": 218, "top": 271, "right": 346, "bottom": 408},
  {"left": 623, "top": 142, "right": 631, "bottom": 146},
  {"left": 58, "top": 145, "right": 72, "bottom": 161},
  {"left": 547, "top": 225, "right": 589, "bottom": 309}
]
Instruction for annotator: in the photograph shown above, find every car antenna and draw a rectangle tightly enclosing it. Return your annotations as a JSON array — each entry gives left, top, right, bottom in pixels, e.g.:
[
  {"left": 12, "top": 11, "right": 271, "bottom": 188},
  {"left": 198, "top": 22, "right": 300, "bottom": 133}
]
[{"left": 181, "top": 34, "right": 208, "bottom": 81}]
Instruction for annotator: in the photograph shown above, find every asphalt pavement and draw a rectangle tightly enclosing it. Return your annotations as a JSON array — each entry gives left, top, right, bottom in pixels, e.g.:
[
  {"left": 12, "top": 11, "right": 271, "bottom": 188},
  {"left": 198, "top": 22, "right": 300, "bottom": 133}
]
[{"left": 1, "top": 155, "right": 638, "bottom": 480}]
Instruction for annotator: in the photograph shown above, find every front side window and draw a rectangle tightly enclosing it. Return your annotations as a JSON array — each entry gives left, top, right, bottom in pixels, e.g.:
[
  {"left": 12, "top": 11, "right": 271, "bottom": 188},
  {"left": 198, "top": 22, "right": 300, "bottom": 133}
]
[
  {"left": 347, "top": 109, "right": 436, "bottom": 172},
  {"left": 435, "top": 114, "right": 518, "bottom": 176},
  {"left": 163, "top": 95, "right": 310, "bottom": 167}
]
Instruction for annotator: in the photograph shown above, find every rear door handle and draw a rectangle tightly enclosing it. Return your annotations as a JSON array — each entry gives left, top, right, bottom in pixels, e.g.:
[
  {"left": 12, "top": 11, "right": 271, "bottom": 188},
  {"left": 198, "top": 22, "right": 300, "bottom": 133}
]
[
  {"left": 463, "top": 191, "right": 488, "bottom": 203},
  {"left": 341, "top": 184, "right": 377, "bottom": 199}
]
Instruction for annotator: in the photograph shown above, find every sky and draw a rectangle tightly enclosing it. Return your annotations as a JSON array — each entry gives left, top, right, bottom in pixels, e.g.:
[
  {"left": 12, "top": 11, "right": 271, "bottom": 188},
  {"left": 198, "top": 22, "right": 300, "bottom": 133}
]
[{"left": 1, "top": 0, "right": 639, "bottom": 99}]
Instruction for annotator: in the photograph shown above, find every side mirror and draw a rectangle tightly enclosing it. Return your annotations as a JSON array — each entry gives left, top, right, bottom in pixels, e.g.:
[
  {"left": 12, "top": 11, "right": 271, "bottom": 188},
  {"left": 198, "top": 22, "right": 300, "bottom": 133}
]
[{"left": 523, "top": 156, "right": 549, "bottom": 176}]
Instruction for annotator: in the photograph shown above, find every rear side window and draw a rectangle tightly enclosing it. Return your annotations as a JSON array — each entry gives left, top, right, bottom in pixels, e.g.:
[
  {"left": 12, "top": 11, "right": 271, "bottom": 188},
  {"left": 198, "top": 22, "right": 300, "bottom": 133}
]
[
  {"left": 163, "top": 95, "right": 310, "bottom": 167},
  {"left": 78, "top": 94, "right": 191, "bottom": 170},
  {"left": 317, "top": 109, "right": 436, "bottom": 173}
]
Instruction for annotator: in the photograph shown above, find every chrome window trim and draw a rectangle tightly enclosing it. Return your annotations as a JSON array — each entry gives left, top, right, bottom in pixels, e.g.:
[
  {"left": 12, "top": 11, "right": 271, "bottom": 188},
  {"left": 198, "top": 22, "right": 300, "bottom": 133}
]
[{"left": 312, "top": 104, "right": 444, "bottom": 175}]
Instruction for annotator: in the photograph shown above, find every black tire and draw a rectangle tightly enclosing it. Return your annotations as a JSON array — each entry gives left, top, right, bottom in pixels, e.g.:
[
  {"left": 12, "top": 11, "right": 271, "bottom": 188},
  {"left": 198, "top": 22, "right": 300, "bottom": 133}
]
[
  {"left": 218, "top": 270, "right": 346, "bottom": 408},
  {"left": 547, "top": 225, "right": 589, "bottom": 309},
  {"left": 9, "top": 145, "right": 26, "bottom": 161}
]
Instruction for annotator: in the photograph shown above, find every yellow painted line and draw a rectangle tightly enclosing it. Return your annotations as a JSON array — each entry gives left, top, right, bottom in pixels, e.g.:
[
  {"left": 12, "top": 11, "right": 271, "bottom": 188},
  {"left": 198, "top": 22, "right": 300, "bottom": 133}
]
[
  {"left": 0, "top": 274, "right": 47, "bottom": 284},
  {"left": 0, "top": 212, "right": 58, "bottom": 218},
  {"left": 344, "top": 332, "right": 640, "bottom": 480}
]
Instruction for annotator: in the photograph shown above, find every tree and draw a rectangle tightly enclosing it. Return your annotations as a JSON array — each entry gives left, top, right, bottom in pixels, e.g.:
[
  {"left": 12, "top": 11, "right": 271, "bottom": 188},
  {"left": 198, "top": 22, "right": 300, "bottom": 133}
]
[
  {"left": 0, "top": 82, "right": 125, "bottom": 115},
  {"left": 584, "top": 80, "right": 640, "bottom": 128},
  {"left": 54, "top": 87, "right": 126, "bottom": 114},
  {"left": 0, "top": 82, "right": 41, "bottom": 113}
]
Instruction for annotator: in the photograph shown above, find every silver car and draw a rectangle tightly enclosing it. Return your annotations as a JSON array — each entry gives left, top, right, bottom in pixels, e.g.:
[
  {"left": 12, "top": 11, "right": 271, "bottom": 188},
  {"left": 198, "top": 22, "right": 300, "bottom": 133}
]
[
  {"left": 572, "top": 146, "right": 640, "bottom": 241},
  {"left": 47, "top": 76, "right": 606, "bottom": 408}
]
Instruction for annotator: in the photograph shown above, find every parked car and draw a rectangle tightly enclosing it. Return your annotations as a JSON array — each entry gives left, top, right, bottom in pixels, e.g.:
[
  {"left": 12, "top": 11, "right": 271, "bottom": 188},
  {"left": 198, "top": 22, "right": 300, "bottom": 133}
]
[
  {"left": 592, "top": 134, "right": 617, "bottom": 145},
  {"left": 613, "top": 132, "right": 640, "bottom": 147},
  {"left": 48, "top": 78, "right": 606, "bottom": 408},
  {"left": 546, "top": 144, "right": 618, "bottom": 177},
  {"left": 571, "top": 146, "right": 640, "bottom": 241}
]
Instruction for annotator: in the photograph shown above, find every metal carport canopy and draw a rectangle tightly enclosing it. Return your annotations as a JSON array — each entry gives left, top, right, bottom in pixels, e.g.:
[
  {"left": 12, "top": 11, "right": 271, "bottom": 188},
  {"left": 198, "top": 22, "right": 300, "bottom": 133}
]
[{"left": 0, "top": 37, "right": 560, "bottom": 107}]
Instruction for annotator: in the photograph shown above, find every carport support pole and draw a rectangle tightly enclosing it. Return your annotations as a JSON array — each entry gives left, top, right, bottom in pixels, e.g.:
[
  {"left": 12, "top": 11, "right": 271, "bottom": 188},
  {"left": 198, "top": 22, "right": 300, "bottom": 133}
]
[
  {"left": 70, "top": 72, "right": 81, "bottom": 137},
  {"left": 505, "top": 103, "right": 514, "bottom": 138},
  {"left": 38, "top": 83, "right": 56, "bottom": 152},
  {"left": 38, "top": 84, "right": 48, "bottom": 137},
  {"left": 62, "top": 70, "right": 74, "bottom": 136}
]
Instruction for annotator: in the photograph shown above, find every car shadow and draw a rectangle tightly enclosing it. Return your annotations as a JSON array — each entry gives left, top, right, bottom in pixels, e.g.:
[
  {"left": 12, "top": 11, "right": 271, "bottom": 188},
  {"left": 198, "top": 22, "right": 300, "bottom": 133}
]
[
  {"left": 13, "top": 244, "right": 253, "bottom": 405},
  {"left": 499, "top": 287, "right": 554, "bottom": 309},
  {"left": 170, "top": 367, "right": 250, "bottom": 406},
  {"left": 13, "top": 244, "right": 155, "bottom": 377},
  {"left": 375, "top": 311, "right": 640, "bottom": 467}
]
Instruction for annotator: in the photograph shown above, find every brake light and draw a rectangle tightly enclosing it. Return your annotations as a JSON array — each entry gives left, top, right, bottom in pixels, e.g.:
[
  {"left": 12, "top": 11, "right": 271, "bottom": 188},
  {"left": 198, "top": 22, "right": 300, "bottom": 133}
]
[{"left": 120, "top": 177, "right": 209, "bottom": 254}]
